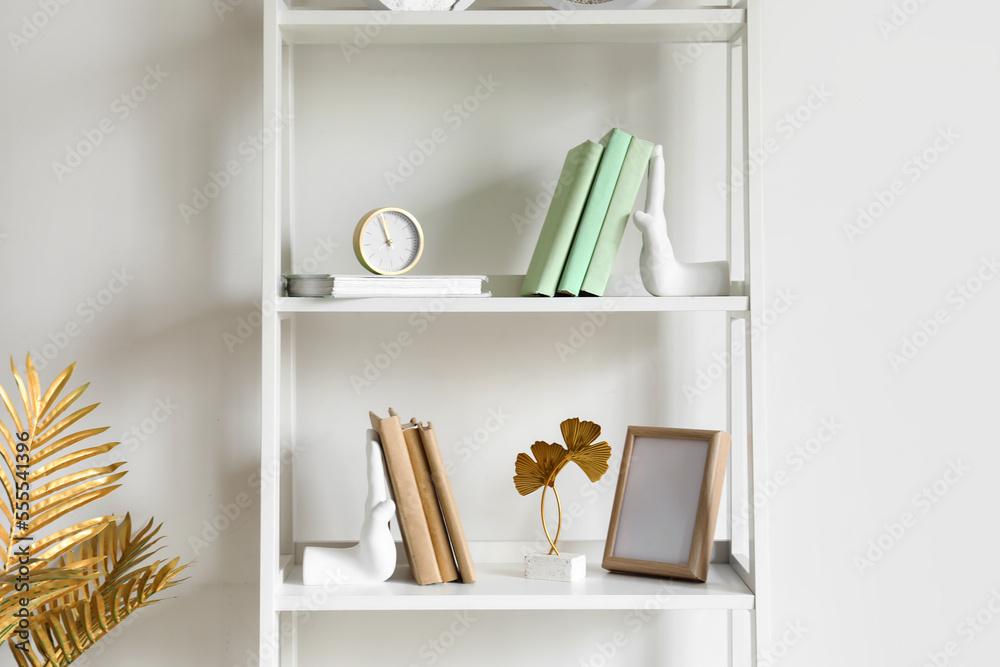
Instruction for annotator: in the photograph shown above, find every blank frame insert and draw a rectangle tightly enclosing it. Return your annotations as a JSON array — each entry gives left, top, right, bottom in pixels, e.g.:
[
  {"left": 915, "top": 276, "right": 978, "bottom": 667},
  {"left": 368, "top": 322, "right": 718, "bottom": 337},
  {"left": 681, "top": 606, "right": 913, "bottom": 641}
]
[
  {"left": 603, "top": 427, "right": 730, "bottom": 582},
  {"left": 613, "top": 436, "right": 708, "bottom": 564}
]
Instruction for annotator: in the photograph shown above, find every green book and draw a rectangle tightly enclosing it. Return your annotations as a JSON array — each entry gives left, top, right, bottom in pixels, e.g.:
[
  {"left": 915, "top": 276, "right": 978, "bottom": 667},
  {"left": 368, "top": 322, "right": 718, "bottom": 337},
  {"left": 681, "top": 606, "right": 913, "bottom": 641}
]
[
  {"left": 580, "top": 136, "right": 653, "bottom": 297},
  {"left": 521, "top": 139, "right": 604, "bottom": 297},
  {"left": 557, "top": 129, "right": 632, "bottom": 296}
]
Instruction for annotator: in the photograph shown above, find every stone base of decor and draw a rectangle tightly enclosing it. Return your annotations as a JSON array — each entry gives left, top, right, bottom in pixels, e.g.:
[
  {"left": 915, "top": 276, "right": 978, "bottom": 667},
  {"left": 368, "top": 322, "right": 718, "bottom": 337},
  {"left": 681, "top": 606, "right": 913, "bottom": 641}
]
[{"left": 524, "top": 552, "right": 586, "bottom": 581}]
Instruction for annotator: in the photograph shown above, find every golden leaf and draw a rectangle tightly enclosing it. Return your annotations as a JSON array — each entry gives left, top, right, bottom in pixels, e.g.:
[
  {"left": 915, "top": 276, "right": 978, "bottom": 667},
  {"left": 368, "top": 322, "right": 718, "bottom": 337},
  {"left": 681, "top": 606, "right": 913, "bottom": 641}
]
[
  {"left": 10, "top": 644, "right": 29, "bottom": 667},
  {"left": 0, "top": 357, "right": 187, "bottom": 660},
  {"left": 37, "top": 363, "right": 75, "bottom": 423},
  {"left": 31, "top": 403, "right": 101, "bottom": 451},
  {"left": 0, "top": 377, "right": 24, "bottom": 436},
  {"left": 560, "top": 417, "right": 601, "bottom": 450},
  {"left": 28, "top": 486, "right": 122, "bottom": 535},
  {"left": 36, "top": 383, "right": 89, "bottom": 434},
  {"left": 25, "top": 356, "right": 41, "bottom": 423},
  {"left": 10, "top": 516, "right": 190, "bottom": 664},
  {"left": 561, "top": 417, "right": 611, "bottom": 483},
  {"left": 513, "top": 442, "right": 567, "bottom": 496},
  {"left": 32, "top": 464, "right": 126, "bottom": 501},
  {"left": 0, "top": 357, "right": 124, "bottom": 645},
  {"left": 9, "top": 357, "right": 33, "bottom": 429},
  {"left": 32, "top": 518, "right": 120, "bottom": 563},
  {"left": 32, "top": 427, "right": 112, "bottom": 465}
]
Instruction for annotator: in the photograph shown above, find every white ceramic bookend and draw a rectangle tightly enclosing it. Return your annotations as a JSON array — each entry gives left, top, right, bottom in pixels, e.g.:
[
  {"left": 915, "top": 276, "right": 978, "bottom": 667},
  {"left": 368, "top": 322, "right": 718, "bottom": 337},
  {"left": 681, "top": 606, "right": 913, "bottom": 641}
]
[
  {"left": 634, "top": 145, "right": 730, "bottom": 297},
  {"left": 303, "top": 430, "right": 397, "bottom": 585}
]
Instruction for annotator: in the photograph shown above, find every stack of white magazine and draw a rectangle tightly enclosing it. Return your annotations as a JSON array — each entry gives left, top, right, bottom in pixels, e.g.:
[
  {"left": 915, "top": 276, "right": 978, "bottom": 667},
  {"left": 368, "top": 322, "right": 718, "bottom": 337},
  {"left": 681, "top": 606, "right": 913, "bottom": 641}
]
[
  {"left": 285, "top": 274, "right": 334, "bottom": 297},
  {"left": 331, "top": 275, "right": 490, "bottom": 298}
]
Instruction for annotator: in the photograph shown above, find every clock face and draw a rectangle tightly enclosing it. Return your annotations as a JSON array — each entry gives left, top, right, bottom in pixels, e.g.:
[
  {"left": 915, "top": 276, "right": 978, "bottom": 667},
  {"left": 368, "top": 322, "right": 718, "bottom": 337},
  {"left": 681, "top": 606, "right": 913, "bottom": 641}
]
[{"left": 353, "top": 208, "right": 424, "bottom": 275}]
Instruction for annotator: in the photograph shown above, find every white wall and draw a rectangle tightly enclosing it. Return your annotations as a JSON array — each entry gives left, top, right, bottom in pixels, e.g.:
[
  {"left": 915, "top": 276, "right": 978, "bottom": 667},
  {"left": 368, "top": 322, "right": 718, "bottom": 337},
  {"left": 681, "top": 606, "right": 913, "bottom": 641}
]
[
  {"left": 1, "top": 1, "right": 263, "bottom": 664},
  {"left": 759, "top": 1, "right": 1000, "bottom": 665},
  {"left": 1, "top": 0, "right": 997, "bottom": 666}
]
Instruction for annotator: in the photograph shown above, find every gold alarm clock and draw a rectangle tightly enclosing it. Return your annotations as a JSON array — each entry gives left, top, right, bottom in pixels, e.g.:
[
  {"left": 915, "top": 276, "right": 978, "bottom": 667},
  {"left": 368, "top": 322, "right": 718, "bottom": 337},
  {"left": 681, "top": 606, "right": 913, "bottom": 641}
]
[{"left": 353, "top": 207, "right": 424, "bottom": 275}]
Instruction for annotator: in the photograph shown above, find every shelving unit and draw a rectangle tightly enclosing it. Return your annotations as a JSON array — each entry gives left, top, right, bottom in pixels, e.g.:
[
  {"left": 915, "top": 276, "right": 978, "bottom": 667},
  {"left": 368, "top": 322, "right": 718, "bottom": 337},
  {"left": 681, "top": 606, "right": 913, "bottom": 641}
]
[
  {"left": 278, "top": 8, "right": 745, "bottom": 44},
  {"left": 276, "top": 294, "right": 749, "bottom": 314},
  {"left": 262, "top": 1, "right": 766, "bottom": 665},
  {"left": 276, "top": 561, "right": 754, "bottom": 612}
]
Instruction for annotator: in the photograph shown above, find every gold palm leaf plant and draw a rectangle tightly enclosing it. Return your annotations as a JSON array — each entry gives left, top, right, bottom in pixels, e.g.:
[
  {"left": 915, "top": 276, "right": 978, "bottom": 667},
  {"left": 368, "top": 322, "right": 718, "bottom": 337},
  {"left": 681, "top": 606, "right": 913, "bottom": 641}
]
[
  {"left": 0, "top": 355, "right": 188, "bottom": 664},
  {"left": 0, "top": 356, "right": 123, "bottom": 644},
  {"left": 10, "top": 515, "right": 188, "bottom": 667},
  {"left": 513, "top": 418, "right": 611, "bottom": 555}
]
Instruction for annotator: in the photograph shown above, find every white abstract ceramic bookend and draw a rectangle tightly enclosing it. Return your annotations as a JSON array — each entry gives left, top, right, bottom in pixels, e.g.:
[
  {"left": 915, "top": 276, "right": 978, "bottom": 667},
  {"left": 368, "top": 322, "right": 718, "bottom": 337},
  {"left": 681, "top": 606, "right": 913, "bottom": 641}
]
[
  {"left": 634, "top": 145, "right": 730, "bottom": 297},
  {"left": 302, "top": 430, "right": 397, "bottom": 585}
]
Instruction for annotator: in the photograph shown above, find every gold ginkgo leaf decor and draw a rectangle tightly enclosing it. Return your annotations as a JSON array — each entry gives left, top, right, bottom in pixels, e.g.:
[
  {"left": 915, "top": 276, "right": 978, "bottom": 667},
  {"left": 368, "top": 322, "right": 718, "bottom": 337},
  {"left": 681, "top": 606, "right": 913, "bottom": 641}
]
[
  {"left": 513, "top": 418, "right": 611, "bottom": 556},
  {"left": 514, "top": 442, "right": 567, "bottom": 496},
  {"left": 562, "top": 417, "right": 612, "bottom": 483},
  {"left": 0, "top": 354, "right": 190, "bottom": 665}
]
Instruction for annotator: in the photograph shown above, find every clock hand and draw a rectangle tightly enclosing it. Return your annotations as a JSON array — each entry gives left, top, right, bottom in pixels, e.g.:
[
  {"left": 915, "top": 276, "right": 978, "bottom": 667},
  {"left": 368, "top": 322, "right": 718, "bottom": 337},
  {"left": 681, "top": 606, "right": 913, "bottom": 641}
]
[{"left": 379, "top": 214, "right": 393, "bottom": 246}]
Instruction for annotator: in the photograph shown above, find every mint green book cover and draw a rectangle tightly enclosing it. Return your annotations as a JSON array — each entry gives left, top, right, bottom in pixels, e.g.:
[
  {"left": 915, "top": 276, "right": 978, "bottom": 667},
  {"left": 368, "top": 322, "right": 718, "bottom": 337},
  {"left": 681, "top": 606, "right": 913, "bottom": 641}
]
[
  {"left": 580, "top": 136, "right": 653, "bottom": 297},
  {"left": 557, "top": 128, "right": 632, "bottom": 296},
  {"left": 521, "top": 139, "right": 604, "bottom": 297}
]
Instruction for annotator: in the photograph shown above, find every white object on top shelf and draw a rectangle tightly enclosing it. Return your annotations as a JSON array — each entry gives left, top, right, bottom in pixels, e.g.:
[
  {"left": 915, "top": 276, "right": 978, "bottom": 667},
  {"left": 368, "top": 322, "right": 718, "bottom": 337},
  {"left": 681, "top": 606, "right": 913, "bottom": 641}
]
[
  {"left": 635, "top": 146, "right": 731, "bottom": 297},
  {"left": 329, "top": 274, "right": 490, "bottom": 298}
]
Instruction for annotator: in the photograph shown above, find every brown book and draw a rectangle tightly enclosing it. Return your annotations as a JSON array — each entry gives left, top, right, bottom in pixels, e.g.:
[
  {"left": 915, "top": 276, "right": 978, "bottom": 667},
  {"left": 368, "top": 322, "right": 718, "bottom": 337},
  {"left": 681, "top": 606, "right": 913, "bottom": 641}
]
[
  {"left": 416, "top": 420, "right": 476, "bottom": 583},
  {"left": 403, "top": 423, "right": 460, "bottom": 582},
  {"left": 369, "top": 409, "right": 442, "bottom": 585}
]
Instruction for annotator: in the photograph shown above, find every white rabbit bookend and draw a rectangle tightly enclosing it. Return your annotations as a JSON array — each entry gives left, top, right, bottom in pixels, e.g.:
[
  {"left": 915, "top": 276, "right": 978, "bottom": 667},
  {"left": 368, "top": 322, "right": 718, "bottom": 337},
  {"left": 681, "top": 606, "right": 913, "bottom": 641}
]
[
  {"left": 634, "top": 145, "right": 730, "bottom": 297},
  {"left": 302, "top": 430, "right": 397, "bottom": 586}
]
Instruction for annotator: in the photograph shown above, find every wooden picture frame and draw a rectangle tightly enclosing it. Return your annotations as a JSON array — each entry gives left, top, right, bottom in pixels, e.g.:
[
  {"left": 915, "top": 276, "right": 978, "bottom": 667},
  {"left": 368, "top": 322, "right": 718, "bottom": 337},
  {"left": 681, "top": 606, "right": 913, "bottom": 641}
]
[{"left": 602, "top": 427, "right": 731, "bottom": 582}]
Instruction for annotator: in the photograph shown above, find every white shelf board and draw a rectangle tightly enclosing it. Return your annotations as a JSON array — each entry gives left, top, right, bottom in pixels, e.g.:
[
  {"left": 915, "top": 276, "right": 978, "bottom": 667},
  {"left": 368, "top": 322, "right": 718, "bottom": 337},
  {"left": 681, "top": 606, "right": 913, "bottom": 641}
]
[
  {"left": 277, "top": 276, "right": 748, "bottom": 313},
  {"left": 278, "top": 294, "right": 748, "bottom": 313},
  {"left": 278, "top": 9, "right": 745, "bottom": 45},
  {"left": 275, "top": 561, "right": 753, "bottom": 611}
]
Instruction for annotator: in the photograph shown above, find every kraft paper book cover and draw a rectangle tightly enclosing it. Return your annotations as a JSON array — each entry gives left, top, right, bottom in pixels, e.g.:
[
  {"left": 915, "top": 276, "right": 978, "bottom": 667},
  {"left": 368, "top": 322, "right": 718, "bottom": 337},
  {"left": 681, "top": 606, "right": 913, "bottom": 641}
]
[
  {"left": 370, "top": 409, "right": 443, "bottom": 585},
  {"left": 417, "top": 420, "right": 476, "bottom": 583},
  {"left": 403, "top": 423, "right": 460, "bottom": 582}
]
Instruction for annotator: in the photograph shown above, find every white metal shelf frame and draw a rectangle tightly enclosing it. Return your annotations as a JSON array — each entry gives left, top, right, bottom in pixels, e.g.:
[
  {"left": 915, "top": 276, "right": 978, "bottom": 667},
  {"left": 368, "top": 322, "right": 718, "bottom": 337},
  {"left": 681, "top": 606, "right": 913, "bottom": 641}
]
[{"left": 261, "top": 2, "right": 767, "bottom": 665}]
